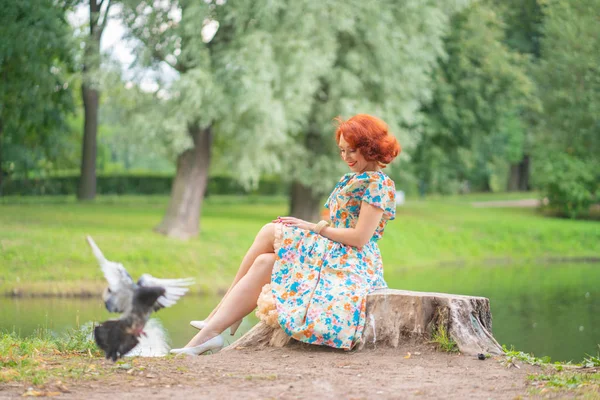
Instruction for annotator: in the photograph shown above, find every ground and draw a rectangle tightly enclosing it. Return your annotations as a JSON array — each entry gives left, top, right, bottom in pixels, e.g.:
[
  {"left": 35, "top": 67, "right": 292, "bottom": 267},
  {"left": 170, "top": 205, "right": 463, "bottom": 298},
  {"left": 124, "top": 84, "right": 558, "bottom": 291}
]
[{"left": 0, "top": 343, "right": 552, "bottom": 400}]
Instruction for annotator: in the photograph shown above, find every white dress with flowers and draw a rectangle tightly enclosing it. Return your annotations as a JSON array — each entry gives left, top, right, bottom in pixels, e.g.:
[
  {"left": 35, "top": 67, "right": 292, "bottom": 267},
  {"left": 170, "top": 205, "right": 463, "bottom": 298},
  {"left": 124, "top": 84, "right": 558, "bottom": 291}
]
[{"left": 271, "top": 171, "right": 396, "bottom": 349}]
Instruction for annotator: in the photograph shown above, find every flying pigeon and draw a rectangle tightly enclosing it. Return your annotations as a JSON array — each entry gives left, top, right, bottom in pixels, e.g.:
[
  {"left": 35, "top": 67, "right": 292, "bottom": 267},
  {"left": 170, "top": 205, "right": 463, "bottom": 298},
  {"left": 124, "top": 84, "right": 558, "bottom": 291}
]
[
  {"left": 86, "top": 236, "right": 194, "bottom": 360},
  {"left": 94, "top": 286, "right": 165, "bottom": 361}
]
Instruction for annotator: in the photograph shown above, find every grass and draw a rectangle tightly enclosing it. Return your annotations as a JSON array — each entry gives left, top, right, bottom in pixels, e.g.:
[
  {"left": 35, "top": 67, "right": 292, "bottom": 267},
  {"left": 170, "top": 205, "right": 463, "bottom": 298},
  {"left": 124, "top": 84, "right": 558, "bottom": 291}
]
[
  {"left": 528, "top": 372, "right": 600, "bottom": 397},
  {"left": 503, "top": 345, "right": 552, "bottom": 366},
  {"left": 430, "top": 325, "right": 459, "bottom": 353},
  {"left": 501, "top": 345, "right": 600, "bottom": 397},
  {"left": 0, "top": 324, "right": 101, "bottom": 385},
  {"left": 1, "top": 193, "right": 599, "bottom": 295}
]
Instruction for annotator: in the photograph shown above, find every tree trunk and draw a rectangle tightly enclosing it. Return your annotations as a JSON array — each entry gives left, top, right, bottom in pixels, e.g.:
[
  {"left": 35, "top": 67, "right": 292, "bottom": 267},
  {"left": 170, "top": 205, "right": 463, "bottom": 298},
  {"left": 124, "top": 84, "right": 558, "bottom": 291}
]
[
  {"left": 78, "top": 82, "right": 99, "bottom": 200},
  {"left": 518, "top": 155, "right": 530, "bottom": 191},
  {"left": 154, "top": 123, "right": 212, "bottom": 240},
  {"left": 289, "top": 181, "right": 322, "bottom": 222},
  {"left": 289, "top": 126, "right": 327, "bottom": 221},
  {"left": 77, "top": 0, "right": 108, "bottom": 200},
  {"left": 507, "top": 155, "right": 530, "bottom": 192},
  {"left": 507, "top": 164, "right": 520, "bottom": 192},
  {"left": 227, "top": 288, "right": 504, "bottom": 356}
]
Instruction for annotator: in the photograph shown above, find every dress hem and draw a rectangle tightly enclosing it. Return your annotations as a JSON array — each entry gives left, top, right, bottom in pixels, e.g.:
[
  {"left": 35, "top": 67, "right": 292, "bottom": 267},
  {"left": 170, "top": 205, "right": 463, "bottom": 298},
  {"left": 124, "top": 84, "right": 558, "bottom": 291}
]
[{"left": 273, "top": 223, "right": 283, "bottom": 255}]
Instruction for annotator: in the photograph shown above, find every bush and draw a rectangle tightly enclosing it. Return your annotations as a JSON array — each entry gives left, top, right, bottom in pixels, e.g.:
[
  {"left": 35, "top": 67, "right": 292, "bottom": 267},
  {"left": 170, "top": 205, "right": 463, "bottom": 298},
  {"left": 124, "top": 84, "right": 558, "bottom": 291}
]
[
  {"left": 0, "top": 174, "right": 288, "bottom": 197},
  {"left": 533, "top": 153, "right": 599, "bottom": 218}
]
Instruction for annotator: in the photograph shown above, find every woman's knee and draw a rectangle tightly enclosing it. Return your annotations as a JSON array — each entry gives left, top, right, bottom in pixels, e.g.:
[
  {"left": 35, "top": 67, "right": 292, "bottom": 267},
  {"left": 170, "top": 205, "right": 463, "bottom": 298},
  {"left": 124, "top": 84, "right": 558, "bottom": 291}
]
[
  {"left": 251, "top": 253, "right": 276, "bottom": 273},
  {"left": 256, "top": 223, "right": 276, "bottom": 244}
]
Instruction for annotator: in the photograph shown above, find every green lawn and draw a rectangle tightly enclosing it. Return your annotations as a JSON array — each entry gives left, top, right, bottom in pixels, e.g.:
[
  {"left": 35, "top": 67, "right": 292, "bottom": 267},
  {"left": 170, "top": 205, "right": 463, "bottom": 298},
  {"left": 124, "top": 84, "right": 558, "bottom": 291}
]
[{"left": 0, "top": 194, "right": 598, "bottom": 294}]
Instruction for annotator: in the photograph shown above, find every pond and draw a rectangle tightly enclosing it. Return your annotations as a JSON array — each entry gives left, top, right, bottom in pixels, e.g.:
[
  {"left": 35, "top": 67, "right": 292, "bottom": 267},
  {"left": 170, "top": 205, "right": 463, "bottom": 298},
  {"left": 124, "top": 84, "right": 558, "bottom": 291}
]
[{"left": 1, "top": 262, "right": 598, "bottom": 362}]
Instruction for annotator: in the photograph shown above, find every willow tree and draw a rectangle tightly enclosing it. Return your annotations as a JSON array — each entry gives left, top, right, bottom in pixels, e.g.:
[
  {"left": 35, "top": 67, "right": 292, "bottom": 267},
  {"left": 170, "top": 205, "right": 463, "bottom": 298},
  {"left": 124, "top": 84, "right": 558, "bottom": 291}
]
[
  {"left": 285, "top": 0, "right": 470, "bottom": 220},
  {"left": 120, "top": 1, "right": 337, "bottom": 239}
]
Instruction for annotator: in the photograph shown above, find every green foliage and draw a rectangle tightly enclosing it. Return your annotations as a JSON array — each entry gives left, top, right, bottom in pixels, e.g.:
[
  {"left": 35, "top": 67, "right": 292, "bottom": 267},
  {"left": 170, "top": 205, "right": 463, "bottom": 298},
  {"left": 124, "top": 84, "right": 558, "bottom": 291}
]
[
  {"left": 583, "top": 346, "right": 600, "bottom": 368},
  {"left": 1, "top": 174, "right": 287, "bottom": 196},
  {"left": 96, "top": 64, "right": 174, "bottom": 173},
  {"left": 286, "top": 0, "right": 471, "bottom": 196},
  {"left": 532, "top": 0, "right": 600, "bottom": 216},
  {"left": 0, "top": 0, "right": 74, "bottom": 185},
  {"left": 119, "top": 0, "right": 339, "bottom": 188},
  {"left": 491, "top": 0, "right": 543, "bottom": 56},
  {"left": 503, "top": 344, "right": 552, "bottom": 366},
  {"left": 431, "top": 325, "right": 459, "bottom": 353},
  {"left": 415, "top": 2, "right": 536, "bottom": 194},
  {"left": 534, "top": 152, "right": 598, "bottom": 218}
]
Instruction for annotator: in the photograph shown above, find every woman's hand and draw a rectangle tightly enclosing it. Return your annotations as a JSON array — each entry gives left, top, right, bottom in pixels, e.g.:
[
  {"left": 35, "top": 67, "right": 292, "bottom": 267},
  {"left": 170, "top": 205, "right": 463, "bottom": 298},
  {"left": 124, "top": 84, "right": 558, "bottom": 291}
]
[{"left": 272, "top": 216, "right": 315, "bottom": 232}]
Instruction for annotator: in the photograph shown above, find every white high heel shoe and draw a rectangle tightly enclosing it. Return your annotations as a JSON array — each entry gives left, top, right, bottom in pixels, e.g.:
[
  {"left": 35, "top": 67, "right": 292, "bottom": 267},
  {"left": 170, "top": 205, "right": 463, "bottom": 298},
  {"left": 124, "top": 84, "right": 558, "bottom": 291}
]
[
  {"left": 189, "top": 320, "right": 207, "bottom": 330},
  {"left": 189, "top": 319, "right": 242, "bottom": 336},
  {"left": 169, "top": 335, "right": 224, "bottom": 356}
]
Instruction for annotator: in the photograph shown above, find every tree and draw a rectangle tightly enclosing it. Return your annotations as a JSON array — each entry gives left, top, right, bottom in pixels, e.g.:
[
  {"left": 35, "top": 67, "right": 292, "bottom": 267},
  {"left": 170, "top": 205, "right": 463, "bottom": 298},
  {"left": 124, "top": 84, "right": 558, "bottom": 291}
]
[
  {"left": 120, "top": 0, "right": 337, "bottom": 239},
  {"left": 78, "top": 0, "right": 114, "bottom": 200},
  {"left": 532, "top": 0, "right": 600, "bottom": 217},
  {"left": 492, "top": 0, "right": 543, "bottom": 191},
  {"left": 96, "top": 63, "right": 170, "bottom": 172},
  {"left": 414, "top": 2, "right": 535, "bottom": 194},
  {"left": 285, "top": 0, "right": 470, "bottom": 220},
  {"left": 0, "top": 0, "right": 74, "bottom": 193}
]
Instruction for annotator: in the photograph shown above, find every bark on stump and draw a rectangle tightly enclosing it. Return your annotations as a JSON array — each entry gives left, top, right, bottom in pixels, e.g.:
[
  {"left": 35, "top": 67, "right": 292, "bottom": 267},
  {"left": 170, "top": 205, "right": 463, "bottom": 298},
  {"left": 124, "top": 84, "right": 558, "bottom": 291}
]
[{"left": 226, "top": 289, "right": 504, "bottom": 356}]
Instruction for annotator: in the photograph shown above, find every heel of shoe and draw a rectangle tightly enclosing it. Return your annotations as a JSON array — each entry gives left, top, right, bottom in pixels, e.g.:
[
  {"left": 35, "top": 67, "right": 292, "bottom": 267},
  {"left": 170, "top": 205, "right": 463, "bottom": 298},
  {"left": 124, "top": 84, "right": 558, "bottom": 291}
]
[{"left": 229, "top": 319, "right": 243, "bottom": 336}]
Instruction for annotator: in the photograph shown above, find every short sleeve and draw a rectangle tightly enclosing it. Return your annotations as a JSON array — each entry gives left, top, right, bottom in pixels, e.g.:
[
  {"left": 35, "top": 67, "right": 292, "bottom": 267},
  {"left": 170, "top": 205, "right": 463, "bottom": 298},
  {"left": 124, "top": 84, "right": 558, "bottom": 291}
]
[{"left": 362, "top": 173, "right": 396, "bottom": 221}]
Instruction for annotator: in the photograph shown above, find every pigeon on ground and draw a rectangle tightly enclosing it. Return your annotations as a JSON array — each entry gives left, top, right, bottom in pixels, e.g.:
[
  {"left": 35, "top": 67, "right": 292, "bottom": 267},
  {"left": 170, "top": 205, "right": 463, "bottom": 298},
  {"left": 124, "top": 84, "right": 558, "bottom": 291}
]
[{"left": 86, "top": 236, "right": 194, "bottom": 361}]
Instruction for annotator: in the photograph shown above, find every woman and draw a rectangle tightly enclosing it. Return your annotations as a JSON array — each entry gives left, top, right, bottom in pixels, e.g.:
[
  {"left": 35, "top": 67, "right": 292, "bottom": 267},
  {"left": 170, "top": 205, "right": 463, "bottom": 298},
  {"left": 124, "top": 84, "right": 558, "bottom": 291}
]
[{"left": 171, "top": 114, "right": 400, "bottom": 355}]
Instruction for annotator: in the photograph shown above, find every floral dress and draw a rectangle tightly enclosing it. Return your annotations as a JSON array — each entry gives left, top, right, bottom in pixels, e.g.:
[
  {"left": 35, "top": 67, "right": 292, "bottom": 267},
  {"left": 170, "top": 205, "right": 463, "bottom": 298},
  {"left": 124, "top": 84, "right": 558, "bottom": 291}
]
[{"left": 271, "top": 170, "right": 396, "bottom": 349}]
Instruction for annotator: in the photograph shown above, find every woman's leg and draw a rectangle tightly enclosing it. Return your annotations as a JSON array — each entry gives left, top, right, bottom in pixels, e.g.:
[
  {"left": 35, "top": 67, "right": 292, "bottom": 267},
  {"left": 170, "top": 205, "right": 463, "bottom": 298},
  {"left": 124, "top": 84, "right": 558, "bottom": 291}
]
[
  {"left": 203, "top": 223, "right": 277, "bottom": 321},
  {"left": 184, "top": 252, "right": 276, "bottom": 347}
]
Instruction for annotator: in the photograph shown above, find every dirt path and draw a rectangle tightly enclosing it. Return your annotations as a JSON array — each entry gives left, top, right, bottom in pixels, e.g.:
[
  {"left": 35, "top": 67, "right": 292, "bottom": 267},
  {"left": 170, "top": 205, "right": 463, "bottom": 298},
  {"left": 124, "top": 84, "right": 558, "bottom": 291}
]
[{"left": 0, "top": 344, "right": 543, "bottom": 400}]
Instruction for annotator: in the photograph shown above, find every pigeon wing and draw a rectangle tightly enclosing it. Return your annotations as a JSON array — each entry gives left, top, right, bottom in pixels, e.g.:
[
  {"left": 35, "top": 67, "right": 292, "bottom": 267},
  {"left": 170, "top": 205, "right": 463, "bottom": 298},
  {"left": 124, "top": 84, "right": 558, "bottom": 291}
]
[
  {"left": 137, "top": 274, "right": 194, "bottom": 311},
  {"left": 86, "top": 236, "right": 134, "bottom": 293}
]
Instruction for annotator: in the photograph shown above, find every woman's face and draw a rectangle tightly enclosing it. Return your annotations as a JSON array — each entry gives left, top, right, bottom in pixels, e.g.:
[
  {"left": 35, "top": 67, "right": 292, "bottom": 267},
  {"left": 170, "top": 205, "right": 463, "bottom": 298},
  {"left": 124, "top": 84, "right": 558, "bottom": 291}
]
[{"left": 338, "top": 134, "right": 372, "bottom": 173}]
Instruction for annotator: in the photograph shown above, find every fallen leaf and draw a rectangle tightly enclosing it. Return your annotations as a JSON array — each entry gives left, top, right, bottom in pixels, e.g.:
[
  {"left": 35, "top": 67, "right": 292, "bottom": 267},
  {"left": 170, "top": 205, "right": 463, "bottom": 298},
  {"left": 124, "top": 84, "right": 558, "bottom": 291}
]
[
  {"left": 404, "top": 352, "right": 412, "bottom": 359},
  {"left": 53, "top": 381, "right": 69, "bottom": 393},
  {"left": 22, "top": 388, "right": 61, "bottom": 397}
]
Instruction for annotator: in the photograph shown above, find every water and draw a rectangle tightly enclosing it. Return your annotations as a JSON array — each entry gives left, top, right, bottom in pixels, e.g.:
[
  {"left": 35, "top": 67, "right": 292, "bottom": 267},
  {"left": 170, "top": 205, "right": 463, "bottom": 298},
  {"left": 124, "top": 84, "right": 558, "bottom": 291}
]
[
  {"left": 0, "top": 295, "right": 259, "bottom": 351},
  {"left": 1, "top": 262, "right": 598, "bottom": 362}
]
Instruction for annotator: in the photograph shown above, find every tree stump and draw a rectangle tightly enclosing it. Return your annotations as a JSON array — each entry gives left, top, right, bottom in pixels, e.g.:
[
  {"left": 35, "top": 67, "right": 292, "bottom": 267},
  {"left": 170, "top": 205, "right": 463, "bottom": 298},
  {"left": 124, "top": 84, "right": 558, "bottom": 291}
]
[{"left": 225, "top": 289, "right": 504, "bottom": 356}]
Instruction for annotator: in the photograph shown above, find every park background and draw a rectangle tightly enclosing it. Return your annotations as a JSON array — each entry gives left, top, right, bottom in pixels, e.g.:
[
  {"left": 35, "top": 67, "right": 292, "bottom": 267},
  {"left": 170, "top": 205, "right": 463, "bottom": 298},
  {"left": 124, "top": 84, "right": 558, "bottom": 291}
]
[{"left": 0, "top": 0, "right": 598, "bottom": 373}]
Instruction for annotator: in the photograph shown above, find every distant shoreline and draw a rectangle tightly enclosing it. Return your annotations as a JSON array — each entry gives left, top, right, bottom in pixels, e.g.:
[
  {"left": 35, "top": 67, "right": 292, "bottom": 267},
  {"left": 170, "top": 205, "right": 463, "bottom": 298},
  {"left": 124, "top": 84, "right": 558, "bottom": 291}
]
[{"left": 4, "top": 255, "right": 599, "bottom": 298}]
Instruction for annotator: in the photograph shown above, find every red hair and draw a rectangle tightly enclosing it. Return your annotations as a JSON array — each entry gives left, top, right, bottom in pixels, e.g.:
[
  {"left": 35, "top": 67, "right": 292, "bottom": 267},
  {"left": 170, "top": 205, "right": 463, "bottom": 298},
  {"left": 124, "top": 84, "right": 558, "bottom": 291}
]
[{"left": 334, "top": 114, "right": 401, "bottom": 167}]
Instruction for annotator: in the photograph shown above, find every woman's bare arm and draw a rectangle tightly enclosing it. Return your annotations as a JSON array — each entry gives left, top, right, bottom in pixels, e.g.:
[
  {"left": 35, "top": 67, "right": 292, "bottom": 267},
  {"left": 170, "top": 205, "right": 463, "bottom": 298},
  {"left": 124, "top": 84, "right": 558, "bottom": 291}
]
[
  {"left": 318, "top": 202, "right": 383, "bottom": 247},
  {"left": 275, "top": 202, "right": 383, "bottom": 248}
]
